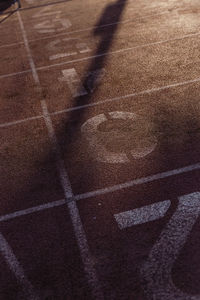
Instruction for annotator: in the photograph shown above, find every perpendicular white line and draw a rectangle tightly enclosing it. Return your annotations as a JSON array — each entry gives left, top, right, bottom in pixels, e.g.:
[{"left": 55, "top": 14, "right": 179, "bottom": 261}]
[
  {"left": 0, "top": 163, "right": 199, "bottom": 224},
  {"left": 0, "top": 232, "right": 39, "bottom": 300},
  {"left": 0, "top": 69, "right": 31, "bottom": 80},
  {"left": 17, "top": 11, "right": 40, "bottom": 84},
  {"left": 0, "top": 199, "right": 66, "bottom": 222},
  {"left": 0, "top": 115, "right": 43, "bottom": 128},
  {"left": 52, "top": 75, "right": 200, "bottom": 116},
  {"left": 1, "top": 74, "right": 200, "bottom": 129},
  {"left": 0, "top": 41, "right": 24, "bottom": 49},
  {"left": 36, "top": 31, "right": 200, "bottom": 72},
  {"left": 41, "top": 100, "right": 104, "bottom": 300},
  {"left": 0, "top": 11, "right": 169, "bottom": 49},
  {"left": 17, "top": 11, "right": 104, "bottom": 299},
  {"left": 1, "top": 30, "right": 200, "bottom": 81},
  {"left": 75, "top": 163, "right": 200, "bottom": 201},
  {"left": 114, "top": 200, "right": 171, "bottom": 229},
  {"left": 26, "top": 9, "right": 172, "bottom": 43}
]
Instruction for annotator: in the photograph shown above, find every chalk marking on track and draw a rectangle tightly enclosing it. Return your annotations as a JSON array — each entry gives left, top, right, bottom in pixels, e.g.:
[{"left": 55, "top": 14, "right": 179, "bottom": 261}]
[
  {"left": 114, "top": 200, "right": 171, "bottom": 229},
  {"left": 17, "top": 10, "right": 104, "bottom": 299},
  {"left": 0, "top": 163, "right": 200, "bottom": 223},
  {"left": 0, "top": 233, "right": 39, "bottom": 300},
  {"left": 1, "top": 30, "right": 200, "bottom": 80},
  {"left": 140, "top": 192, "right": 200, "bottom": 300},
  {"left": 0, "top": 8, "right": 189, "bottom": 50}
]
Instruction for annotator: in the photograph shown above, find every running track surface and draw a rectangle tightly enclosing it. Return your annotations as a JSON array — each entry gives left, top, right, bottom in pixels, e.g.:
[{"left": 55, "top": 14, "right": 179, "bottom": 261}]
[{"left": 1, "top": 0, "right": 200, "bottom": 299}]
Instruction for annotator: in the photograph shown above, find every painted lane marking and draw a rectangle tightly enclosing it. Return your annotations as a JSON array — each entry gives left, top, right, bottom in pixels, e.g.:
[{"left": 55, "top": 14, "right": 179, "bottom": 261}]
[
  {"left": 59, "top": 68, "right": 88, "bottom": 97},
  {"left": 75, "top": 163, "right": 200, "bottom": 200},
  {"left": 41, "top": 100, "right": 104, "bottom": 300},
  {"left": 49, "top": 52, "right": 77, "bottom": 60},
  {"left": 17, "top": 11, "right": 40, "bottom": 84},
  {"left": 0, "top": 233, "right": 39, "bottom": 299},
  {"left": 81, "top": 111, "right": 157, "bottom": 163},
  {"left": 0, "top": 199, "right": 66, "bottom": 222},
  {"left": 59, "top": 67, "right": 105, "bottom": 97},
  {"left": 32, "top": 6, "right": 62, "bottom": 18},
  {"left": 1, "top": 30, "right": 200, "bottom": 79},
  {"left": 0, "top": 163, "right": 200, "bottom": 223},
  {"left": 114, "top": 200, "right": 171, "bottom": 229},
  {"left": 1, "top": 72, "right": 200, "bottom": 128},
  {"left": 0, "top": 115, "right": 43, "bottom": 128},
  {"left": 0, "top": 6, "right": 197, "bottom": 50},
  {"left": 140, "top": 192, "right": 200, "bottom": 300},
  {"left": 52, "top": 75, "right": 200, "bottom": 115},
  {"left": 48, "top": 38, "right": 91, "bottom": 60},
  {"left": 17, "top": 11, "right": 104, "bottom": 299},
  {"left": 33, "top": 7, "right": 72, "bottom": 34}
]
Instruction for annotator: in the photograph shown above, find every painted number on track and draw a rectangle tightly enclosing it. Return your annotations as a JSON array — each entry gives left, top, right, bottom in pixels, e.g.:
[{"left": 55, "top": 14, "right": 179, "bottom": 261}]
[{"left": 81, "top": 111, "right": 157, "bottom": 163}]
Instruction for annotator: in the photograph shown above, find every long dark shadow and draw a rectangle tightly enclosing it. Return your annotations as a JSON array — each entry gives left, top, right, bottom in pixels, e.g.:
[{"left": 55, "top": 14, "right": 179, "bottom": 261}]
[{"left": 60, "top": 0, "right": 128, "bottom": 147}]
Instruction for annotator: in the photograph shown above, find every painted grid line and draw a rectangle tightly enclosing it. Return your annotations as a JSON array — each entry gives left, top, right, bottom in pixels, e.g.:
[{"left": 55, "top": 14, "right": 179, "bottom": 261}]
[
  {"left": 17, "top": 9, "right": 104, "bottom": 300},
  {"left": 0, "top": 6, "right": 193, "bottom": 50},
  {"left": 1, "top": 30, "right": 200, "bottom": 80},
  {"left": 0, "top": 115, "right": 43, "bottom": 128},
  {"left": 0, "top": 233, "right": 39, "bottom": 300},
  {"left": 0, "top": 162, "right": 199, "bottom": 223},
  {"left": 2, "top": 73, "right": 200, "bottom": 129},
  {"left": 0, "top": 6, "right": 174, "bottom": 49}
]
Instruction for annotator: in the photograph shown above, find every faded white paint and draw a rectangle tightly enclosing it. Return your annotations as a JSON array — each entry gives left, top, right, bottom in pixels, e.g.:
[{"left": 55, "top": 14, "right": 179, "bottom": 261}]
[
  {"left": 59, "top": 68, "right": 88, "bottom": 97},
  {"left": 33, "top": 6, "right": 61, "bottom": 18},
  {"left": 81, "top": 111, "right": 157, "bottom": 163},
  {"left": 114, "top": 200, "right": 171, "bottom": 229},
  {"left": 17, "top": 11, "right": 103, "bottom": 300},
  {"left": 0, "top": 233, "right": 39, "bottom": 299},
  {"left": 47, "top": 38, "right": 91, "bottom": 60},
  {"left": 34, "top": 18, "right": 71, "bottom": 34},
  {"left": 141, "top": 192, "right": 200, "bottom": 300}
]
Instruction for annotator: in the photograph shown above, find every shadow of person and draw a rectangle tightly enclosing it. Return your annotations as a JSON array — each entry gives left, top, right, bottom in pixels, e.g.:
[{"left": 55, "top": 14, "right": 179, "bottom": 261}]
[{"left": 61, "top": 0, "right": 128, "bottom": 145}]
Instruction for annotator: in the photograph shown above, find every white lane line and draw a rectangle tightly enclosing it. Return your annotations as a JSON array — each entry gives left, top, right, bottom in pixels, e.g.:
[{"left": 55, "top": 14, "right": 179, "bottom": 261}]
[
  {"left": 41, "top": 100, "right": 104, "bottom": 300},
  {"left": 17, "top": 11, "right": 40, "bottom": 84},
  {"left": 0, "top": 199, "right": 66, "bottom": 222},
  {"left": 17, "top": 11, "right": 104, "bottom": 299},
  {"left": 0, "top": 69, "right": 31, "bottom": 80},
  {"left": 0, "top": 9, "right": 173, "bottom": 50},
  {"left": 24, "top": 9, "right": 172, "bottom": 42},
  {"left": 1, "top": 73, "right": 200, "bottom": 129},
  {"left": 0, "top": 233, "right": 39, "bottom": 300},
  {"left": 0, "top": 163, "right": 199, "bottom": 224},
  {"left": 75, "top": 163, "right": 200, "bottom": 200},
  {"left": 36, "top": 31, "right": 200, "bottom": 72},
  {"left": 0, "top": 115, "right": 43, "bottom": 128},
  {"left": 52, "top": 75, "right": 200, "bottom": 116},
  {"left": 1, "top": 30, "right": 200, "bottom": 80},
  {"left": 49, "top": 52, "right": 77, "bottom": 60},
  {"left": 114, "top": 200, "right": 171, "bottom": 229}
]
